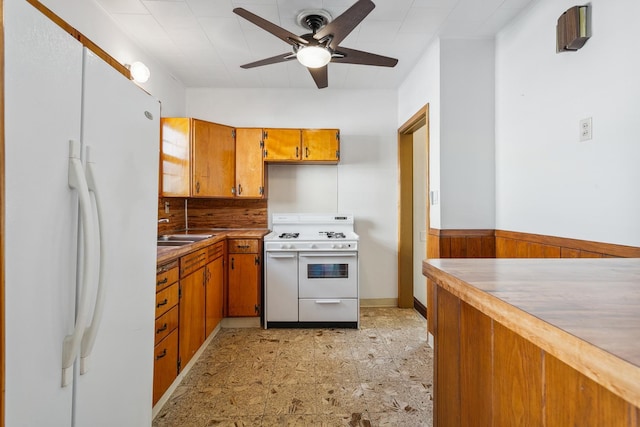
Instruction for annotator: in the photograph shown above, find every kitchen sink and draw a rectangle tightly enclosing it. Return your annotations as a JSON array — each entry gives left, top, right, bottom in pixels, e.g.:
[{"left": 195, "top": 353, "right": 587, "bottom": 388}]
[
  {"left": 157, "top": 240, "right": 194, "bottom": 246},
  {"left": 157, "top": 233, "right": 214, "bottom": 242}
]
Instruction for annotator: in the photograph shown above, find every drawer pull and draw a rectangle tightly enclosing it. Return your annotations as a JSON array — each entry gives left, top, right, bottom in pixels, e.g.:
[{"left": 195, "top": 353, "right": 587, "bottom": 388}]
[
  {"left": 156, "top": 323, "right": 168, "bottom": 334},
  {"left": 156, "top": 299, "right": 168, "bottom": 308},
  {"left": 155, "top": 349, "right": 167, "bottom": 360},
  {"left": 156, "top": 277, "right": 168, "bottom": 286},
  {"left": 315, "top": 300, "right": 341, "bottom": 304},
  {"left": 236, "top": 245, "right": 250, "bottom": 249}
]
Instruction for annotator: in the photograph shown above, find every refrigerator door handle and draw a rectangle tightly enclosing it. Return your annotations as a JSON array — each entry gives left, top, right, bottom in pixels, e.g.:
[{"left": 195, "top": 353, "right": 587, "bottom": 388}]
[
  {"left": 80, "top": 146, "right": 105, "bottom": 375},
  {"left": 62, "top": 140, "right": 98, "bottom": 387}
]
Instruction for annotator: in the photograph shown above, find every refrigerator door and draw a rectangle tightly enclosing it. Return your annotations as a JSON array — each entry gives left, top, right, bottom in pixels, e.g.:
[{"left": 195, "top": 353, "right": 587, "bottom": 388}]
[
  {"left": 73, "top": 49, "right": 160, "bottom": 426},
  {"left": 4, "top": 0, "right": 82, "bottom": 425}
]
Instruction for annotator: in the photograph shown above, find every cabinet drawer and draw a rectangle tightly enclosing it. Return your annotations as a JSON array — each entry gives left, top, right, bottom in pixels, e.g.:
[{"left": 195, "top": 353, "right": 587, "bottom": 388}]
[
  {"left": 156, "top": 261, "right": 179, "bottom": 292},
  {"left": 153, "top": 329, "right": 178, "bottom": 405},
  {"left": 207, "top": 241, "right": 225, "bottom": 262},
  {"left": 180, "top": 248, "right": 207, "bottom": 277},
  {"left": 155, "top": 283, "right": 179, "bottom": 318},
  {"left": 154, "top": 305, "right": 178, "bottom": 345},
  {"left": 299, "top": 298, "right": 358, "bottom": 322},
  {"left": 228, "top": 239, "right": 259, "bottom": 253}
]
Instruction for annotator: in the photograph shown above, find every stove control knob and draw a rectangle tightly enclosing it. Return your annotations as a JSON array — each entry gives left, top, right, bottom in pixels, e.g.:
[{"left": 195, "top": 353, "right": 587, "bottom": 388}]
[
  {"left": 333, "top": 244, "right": 344, "bottom": 249},
  {"left": 280, "top": 244, "right": 291, "bottom": 249},
  {"left": 310, "top": 244, "right": 317, "bottom": 249}
]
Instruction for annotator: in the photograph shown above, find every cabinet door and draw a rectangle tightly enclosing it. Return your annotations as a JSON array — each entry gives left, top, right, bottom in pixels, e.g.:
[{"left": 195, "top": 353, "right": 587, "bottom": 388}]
[
  {"left": 179, "top": 267, "right": 206, "bottom": 368},
  {"left": 235, "top": 128, "right": 265, "bottom": 198},
  {"left": 228, "top": 253, "right": 260, "bottom": 317},
  {"left": 160, "top": 118, "right": 191, "bottom": 197},
  {"left": 192, "top": 119, "right": 235, "bottom": 197},
  {"left": 153, "top": 330, "right": 178, "bottom": 405},
  {"left": 302, "top": 129, "right": 340, "bottom": 162},
  {"left": 205, "top": 256, "right": 224, "bottom": 336},
  {"left": 263, "top": 128, "right": 301, "bottom": 161}
]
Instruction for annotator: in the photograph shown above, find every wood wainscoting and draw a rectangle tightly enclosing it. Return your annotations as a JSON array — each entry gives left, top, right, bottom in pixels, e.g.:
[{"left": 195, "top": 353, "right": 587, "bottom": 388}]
[
  {"left": 495, "top": 230, "right": 640, "bottom": 259},
  {"left": 425, "top": 228, "right": 640, "bottom": 335}
]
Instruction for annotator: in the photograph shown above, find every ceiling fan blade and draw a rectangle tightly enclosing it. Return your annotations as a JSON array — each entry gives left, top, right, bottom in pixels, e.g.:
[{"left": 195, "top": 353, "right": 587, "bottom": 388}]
[
  {"left": 307, "top": 66, "right": 328, "bottom": 89},
  {"left": 332, "top": 47, "right": 398, "bottom": 67},
  {"left": 314, "top": 0, "right": 375, "bottom": 49},
  {"left": 233, "top": 8, "right": 308, "bottom": 47},
  {"left": 240, "top": 52, "right": 296, "bottom": 69}
]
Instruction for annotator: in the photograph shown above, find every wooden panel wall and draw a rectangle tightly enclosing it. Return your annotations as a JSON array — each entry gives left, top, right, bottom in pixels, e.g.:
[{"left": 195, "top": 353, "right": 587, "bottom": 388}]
[
  {"left": 428, "top": 229, "right": 495, "bottom": 258},
  {"left": 186, "top": 198, "right": 267, "bottom": 229},
  {"left": 495, "top": 230, "right": 640, "bottom": 259},
  {"left": 158, "top": 198, "right": 268, "bottom": 234}
]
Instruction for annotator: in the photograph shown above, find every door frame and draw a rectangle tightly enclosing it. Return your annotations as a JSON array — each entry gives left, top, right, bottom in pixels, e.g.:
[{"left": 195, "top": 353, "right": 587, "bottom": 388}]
[
  {"left": 397, "top": 105, "right": 429, "bottom": 308},
  {"left": 1, "top": 0, "right": 6, "bottom": 422}
]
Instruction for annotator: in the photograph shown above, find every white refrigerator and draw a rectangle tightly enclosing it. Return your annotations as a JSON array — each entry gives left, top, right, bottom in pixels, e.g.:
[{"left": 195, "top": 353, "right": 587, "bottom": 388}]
[{"left": 5, "top": 1, "right": 160, "bottom": 425}]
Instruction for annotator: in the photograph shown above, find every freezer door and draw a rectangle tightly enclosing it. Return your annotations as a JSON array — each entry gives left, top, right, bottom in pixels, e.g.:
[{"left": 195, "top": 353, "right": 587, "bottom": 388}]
[
  {"left": 73, "top": 49, "right": 160, "bottom": 426},
  {"left": 4, "top": 0, "right": 83, "bottom": 425}
]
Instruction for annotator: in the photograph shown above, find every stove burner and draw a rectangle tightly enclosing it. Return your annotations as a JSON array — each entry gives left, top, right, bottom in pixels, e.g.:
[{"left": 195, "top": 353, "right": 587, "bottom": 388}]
[
  {"left": 321, "top": 231, "right": 346, "bottom": 239},
  {"left": 278, "top": 233, "right": 299, "bottom": 239}
]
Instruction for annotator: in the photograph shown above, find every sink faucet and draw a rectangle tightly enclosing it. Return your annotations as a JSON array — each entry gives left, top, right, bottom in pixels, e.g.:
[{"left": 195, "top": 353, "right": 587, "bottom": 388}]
[{"left": 158, "top": 218, "right": 169, "bottom": 223}]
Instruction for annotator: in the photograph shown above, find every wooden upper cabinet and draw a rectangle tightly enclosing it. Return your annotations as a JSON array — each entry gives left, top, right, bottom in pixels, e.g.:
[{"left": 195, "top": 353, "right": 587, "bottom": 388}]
[
  {"left": 235, "top": 128, "right": 265, "bottom": 198},
  {"left": 192, "top": 119, "right": 235, "bottom": 198},
  {"left": 160, "top": 118, "right": 191, "bottom": 197},
  {"left": 263, "top": 128, "right": 340, "bottom": 164},
  {"left": 302, "top": 129, "right": 340, "bottom": 163},
  {"left": 263, "top": 128, "right": 301, "bottom": 161}
]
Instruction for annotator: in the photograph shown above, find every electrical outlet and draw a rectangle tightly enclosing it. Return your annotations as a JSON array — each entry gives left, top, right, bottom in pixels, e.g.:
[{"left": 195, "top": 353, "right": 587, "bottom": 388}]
[{"left": 580, "top": 117, "right": 592, "bottom": 141}]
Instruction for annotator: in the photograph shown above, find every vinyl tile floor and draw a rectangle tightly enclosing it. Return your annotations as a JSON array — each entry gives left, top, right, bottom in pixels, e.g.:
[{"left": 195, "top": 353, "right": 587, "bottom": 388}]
[{"left": 153, "top": 307, "right": 433, "bottom": 427}]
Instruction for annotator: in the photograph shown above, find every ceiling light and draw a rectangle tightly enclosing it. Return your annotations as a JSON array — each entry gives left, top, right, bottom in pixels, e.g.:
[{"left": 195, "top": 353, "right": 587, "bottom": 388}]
[
  {"left": 128, "top": 61, "right": 150, "bottom": 83},
  {"left": 296, "top": 46, "right": 331, "bottom": 68}
]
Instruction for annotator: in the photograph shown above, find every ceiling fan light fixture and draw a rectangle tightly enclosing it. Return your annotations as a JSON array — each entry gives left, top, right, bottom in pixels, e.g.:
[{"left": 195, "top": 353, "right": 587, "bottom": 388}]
[{"left": 296, "top": 46, "right": 331, "bottom": 68}]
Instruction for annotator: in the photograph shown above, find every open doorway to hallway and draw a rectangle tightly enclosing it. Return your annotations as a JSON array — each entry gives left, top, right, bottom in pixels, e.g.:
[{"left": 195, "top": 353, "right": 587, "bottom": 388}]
[{"left": 397, "top": 105, "right": 429, "bottom": 315}]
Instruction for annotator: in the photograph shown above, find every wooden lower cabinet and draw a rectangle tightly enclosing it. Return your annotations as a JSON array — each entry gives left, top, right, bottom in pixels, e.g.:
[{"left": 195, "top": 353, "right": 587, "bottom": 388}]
[
  {"left": 153, "top": 330, "right": 178, "bottom": 404},
  {"left": 179, "top": 265, "right": 206, "bottom": 369},
  {"left": 153, "top": 261, "right": 179, "bottom": 405},
  {"left": 205, "top": 242, "right": 225, "bottom": 336},
  {"left": 433, "top": 285, "right": 639, "bottom": 426},
  {"left": 227, "top": 239, "right": 261, "bottom": 317}
]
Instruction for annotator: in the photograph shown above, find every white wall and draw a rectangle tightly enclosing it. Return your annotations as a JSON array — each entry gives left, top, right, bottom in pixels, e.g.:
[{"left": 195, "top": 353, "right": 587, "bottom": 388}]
[
  {"left": 187, "top": 88, "right": 399, "bottom": 300},
  {"left": 398, "top": 39, "right": 442, "bottom": 228},
  {"left": 440, "top": 39, "right": 495, "bottom": 229},
  {"left": 496, "top": 0, "right": 640, "bottom": 246},
  {"left": 39, "top": 0, "right": 186, "bottom": 115},
  {"left": 398, "top": 38, "right": 495, "bottom": 231}
]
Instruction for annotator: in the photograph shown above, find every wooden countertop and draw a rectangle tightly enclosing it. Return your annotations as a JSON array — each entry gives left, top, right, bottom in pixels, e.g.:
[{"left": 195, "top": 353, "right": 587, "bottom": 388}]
[
  {"left": 423, "top": 258, "right": 640, "bottom": 408},
  {"left": 157, "top": 229, "right": 270, "bottom": 265}
]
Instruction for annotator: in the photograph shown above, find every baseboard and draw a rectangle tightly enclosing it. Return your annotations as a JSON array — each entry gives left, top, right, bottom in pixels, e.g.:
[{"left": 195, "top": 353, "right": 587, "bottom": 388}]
[
  {"left": 360, "top": 298, "right": 398, "bottom": 307},
  {"left": 221, "top": 317, "right": 261, "bottom": 328},
  {"left": 414, "top": 297, "right": 427, "bottom": 319}
]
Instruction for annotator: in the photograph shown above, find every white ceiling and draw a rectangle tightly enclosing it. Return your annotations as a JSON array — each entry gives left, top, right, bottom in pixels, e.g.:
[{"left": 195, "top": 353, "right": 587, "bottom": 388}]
[{"left": 94, "top": 0, "right": 535, "bottom": 89}]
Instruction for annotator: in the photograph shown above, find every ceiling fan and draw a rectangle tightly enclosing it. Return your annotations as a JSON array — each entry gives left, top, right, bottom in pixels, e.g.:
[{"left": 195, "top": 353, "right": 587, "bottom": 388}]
[{"left": 233, "top": 0, "right": 398, "bottom": 89}]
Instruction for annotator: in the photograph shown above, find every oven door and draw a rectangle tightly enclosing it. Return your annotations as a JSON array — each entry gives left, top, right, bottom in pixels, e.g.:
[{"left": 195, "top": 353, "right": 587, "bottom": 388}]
[{"left": 298, "top": 252, "right": 358, "bottom": 298}]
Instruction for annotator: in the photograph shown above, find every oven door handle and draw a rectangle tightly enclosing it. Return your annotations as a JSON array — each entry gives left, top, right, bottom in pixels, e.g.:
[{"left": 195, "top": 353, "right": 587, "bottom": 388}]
[
  {"left": 299, "top": 253, "right": 357, "bottom": 258},
  {"left": 314, "top": 300, "right": 342, "bottom": 304},
  {"left": 267, "top": 253, "right": 297, "bottom": 258}
]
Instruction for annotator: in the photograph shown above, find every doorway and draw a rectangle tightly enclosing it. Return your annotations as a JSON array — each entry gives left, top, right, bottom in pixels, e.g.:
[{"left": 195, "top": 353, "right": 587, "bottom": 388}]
[{"left": 397, "top": 105, "right": 429, "bottom": 310}]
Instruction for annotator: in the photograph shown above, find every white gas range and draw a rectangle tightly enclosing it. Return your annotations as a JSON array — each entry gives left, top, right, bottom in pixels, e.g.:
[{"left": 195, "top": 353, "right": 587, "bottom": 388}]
[{"left": 264, "top": 213, "right": 359, "bottom": 328}]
